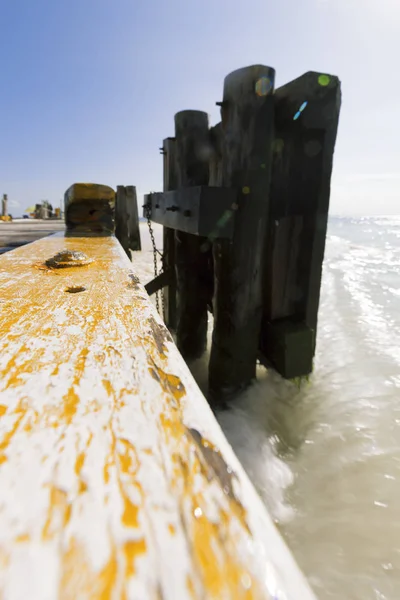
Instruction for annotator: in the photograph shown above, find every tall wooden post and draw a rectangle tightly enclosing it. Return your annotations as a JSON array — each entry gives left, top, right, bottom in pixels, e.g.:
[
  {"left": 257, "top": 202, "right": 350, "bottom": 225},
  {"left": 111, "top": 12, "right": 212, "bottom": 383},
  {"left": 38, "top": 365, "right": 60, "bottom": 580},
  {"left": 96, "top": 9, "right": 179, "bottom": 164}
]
[
  {"left": 116, "top": 185, "right": 141, "bottom": 259},
  {"left": 2, "top": 194, "right": 8, "bottom": 217},
  {"left": 260, "top": 72, "right": 341, "bottom": 378},
  {"left": 162, "top": 138, "right": 178, "bottom": 330},
  {"left": 209, "top": 65, "right": 275, "bottom": 401},
  {"left": 174, "top": 111, "right": 213, "bottom": 360}
]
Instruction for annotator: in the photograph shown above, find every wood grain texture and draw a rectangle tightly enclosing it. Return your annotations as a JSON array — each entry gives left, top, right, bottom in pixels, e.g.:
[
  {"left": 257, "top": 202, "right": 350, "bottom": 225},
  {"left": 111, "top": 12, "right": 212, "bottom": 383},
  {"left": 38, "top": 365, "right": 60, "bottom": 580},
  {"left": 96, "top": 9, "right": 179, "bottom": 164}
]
[
  {"left": 162, "top": 138, "right": 178, "bottom": 330},
  {"left": 209, "top": 65, "right": 275, "bottom": 400},
  {"left": 115, "top": 186, "right": 130, "bottom": 258},
  {"left": 174, "top": 111, "right": 213, "bottom": 361},
  {"left": 260, "top": 71, "right": 341, "bottom": 376},
  {"left": 0, "top": 233, "right": 316, "bottom": 600},
  {"left": 115, "top": 186, "right": 141, "bottom": 258}
]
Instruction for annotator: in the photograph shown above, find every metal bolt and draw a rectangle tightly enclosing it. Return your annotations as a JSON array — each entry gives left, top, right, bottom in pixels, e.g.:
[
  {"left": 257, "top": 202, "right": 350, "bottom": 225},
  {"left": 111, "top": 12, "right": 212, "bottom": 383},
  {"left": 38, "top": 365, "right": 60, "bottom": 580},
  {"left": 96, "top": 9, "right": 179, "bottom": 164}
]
[{"left": 45, "top": 250, "right": 93, "bottom": 269}]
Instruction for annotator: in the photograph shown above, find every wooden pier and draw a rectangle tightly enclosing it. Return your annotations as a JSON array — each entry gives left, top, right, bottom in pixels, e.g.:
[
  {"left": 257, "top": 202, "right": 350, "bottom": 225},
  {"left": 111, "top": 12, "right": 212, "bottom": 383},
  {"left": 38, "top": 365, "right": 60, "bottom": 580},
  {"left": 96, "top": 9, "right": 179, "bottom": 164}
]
[
  {"left": 144, "top": 64, "right": 341, "bottom": 401},
  {"left": 0, "top": 183, "right": 317, "bottom": 599}
]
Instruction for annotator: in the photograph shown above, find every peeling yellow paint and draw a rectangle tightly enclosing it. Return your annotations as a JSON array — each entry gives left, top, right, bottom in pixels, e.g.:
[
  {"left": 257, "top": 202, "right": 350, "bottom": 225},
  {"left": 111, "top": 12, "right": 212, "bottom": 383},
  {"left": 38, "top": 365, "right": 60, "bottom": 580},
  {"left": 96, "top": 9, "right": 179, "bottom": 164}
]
[
  {"left": 59, "top": 537, "right": 119, "bottom": 600},
  {"left": 124, "top": 539, "right": 146, "bottom": 577},
  {"left": 15, "top": 533, "right": 30, "bottom": 543},
  {"left": 186, "top": 575, "right": 197, "bottom": 599},
  {"left": 118, "top": 439, "right": 139, "bottom": 476},
  {"left": 0, "top": 233, "right": 293, "bottom": 600},
  {"left": 42, "top": 486, "right": 71, "bottom": 541},
  {"left": 0, "top": 413, "right": 24, "bottom": 465},
  {"left": 122, "top": 495, "right": 139, "bottom": 529},
  {"left": 145, "top": 342, "right": 263, "bottom": 598}
]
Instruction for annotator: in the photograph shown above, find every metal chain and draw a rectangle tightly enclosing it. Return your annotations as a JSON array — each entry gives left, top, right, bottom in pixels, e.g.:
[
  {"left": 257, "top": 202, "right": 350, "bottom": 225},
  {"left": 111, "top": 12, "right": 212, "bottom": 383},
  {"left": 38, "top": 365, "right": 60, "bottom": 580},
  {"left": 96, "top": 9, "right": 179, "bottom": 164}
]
[{"left": 145, "top": 200, "right": 164, "bottom": 316}]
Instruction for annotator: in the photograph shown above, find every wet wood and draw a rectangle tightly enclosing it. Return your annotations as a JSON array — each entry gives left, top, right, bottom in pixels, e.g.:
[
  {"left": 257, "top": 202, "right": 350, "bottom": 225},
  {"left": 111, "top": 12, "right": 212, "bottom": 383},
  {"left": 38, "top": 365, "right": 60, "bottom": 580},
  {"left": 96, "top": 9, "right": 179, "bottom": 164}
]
[
  {"left": 0, "top": 233, "right": 316, "bottom": 600},
  {"left": 260, "top": 71, "right": 341, "bottom": 378},
  {"left": 162, "top": 138, "right": 178, "bottom": 330},
  {"left": 174, "top": 111, "right": 214, "bottom": 360},
  {"left": 209, "top": 65, "right": 275, "bottom": 401}
]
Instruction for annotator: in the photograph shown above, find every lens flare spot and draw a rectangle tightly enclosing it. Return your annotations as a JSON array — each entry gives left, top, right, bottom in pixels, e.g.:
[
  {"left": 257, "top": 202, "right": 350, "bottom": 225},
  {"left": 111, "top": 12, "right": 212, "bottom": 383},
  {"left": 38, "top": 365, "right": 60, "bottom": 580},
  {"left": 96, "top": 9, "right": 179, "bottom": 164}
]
[
  {"left": 318, "top": 74, "right": 331, "bottom": 87},
  {"left": 304, "top": 139, "right": 322, "bottom": 157},
  {"left": 242, "top": 186, "right": 251, "bottom": 195},
  {"left": 255, "top": 77, "right": 272, "bottom": 97},
  {"left": 273, "top": 139, "right": 285, "bottom": 154},
  {"left": 293, "top": 100, "right": 308, "bottom": 121}
]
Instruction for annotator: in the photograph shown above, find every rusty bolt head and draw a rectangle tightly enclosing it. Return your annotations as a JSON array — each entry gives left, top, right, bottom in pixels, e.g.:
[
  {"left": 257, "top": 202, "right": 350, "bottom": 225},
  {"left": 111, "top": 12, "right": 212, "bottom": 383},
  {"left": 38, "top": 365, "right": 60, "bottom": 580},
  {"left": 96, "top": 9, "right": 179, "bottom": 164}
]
[{"left": 45, "top": 250, "right": 93, "bottom": 269}]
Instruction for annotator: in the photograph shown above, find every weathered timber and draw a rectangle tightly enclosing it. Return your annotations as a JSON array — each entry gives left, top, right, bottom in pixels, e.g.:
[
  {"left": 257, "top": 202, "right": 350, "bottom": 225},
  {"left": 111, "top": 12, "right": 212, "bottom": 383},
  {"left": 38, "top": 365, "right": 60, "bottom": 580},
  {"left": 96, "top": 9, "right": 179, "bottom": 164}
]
[
  {"left": 116, "top": 186, "right": 130, "bottom": 257},
  {"left": 0, "top": 232, "right": 317, "bottom": 600},
  {"left": 64, "top": 183, "right": 115, "bottom": 234},
  {"left": 260, "top": 71, "right": 341, "bottom": 378},
  {"left": 162, "top": 137, "right": 178, "bottom": 330},
  {"left": 1, "top": 194, "right": 8, "bottom": 218},
  {"left": 144, "top": 268, "right": 174, "bottom": 296},
  {"left": 174, "top": 111, "right": 214, "bottom": 360},
  {"left": 143, "top": 187, "right": 236, "bottom": 238},
  {"left": 209, "top": 65, "right": 275, "bottom": 400},
  {"left": 116, "top": 185, "right": 142, "bottom": 258},
  {"left": 126, "top": 185, "right": 141, "bottom": 251},
  {"left": 209, "top": 123, "right": 223, "bottom": 187}
]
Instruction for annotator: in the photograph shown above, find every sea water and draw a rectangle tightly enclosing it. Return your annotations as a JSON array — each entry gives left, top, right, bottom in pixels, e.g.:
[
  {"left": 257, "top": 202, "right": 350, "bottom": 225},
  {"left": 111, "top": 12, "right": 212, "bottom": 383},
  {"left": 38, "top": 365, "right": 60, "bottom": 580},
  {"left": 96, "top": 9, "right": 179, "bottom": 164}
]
[{"left": 136, "top": 216, "right": 400, "bottom": 600}]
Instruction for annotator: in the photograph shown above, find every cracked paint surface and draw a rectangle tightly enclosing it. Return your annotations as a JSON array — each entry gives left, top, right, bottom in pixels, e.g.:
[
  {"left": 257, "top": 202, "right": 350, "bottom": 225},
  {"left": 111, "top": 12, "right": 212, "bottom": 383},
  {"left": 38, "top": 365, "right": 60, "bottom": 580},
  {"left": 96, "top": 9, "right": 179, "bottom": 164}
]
[{"left": 0, "top": 233, "right": 316, "bottom": 600}]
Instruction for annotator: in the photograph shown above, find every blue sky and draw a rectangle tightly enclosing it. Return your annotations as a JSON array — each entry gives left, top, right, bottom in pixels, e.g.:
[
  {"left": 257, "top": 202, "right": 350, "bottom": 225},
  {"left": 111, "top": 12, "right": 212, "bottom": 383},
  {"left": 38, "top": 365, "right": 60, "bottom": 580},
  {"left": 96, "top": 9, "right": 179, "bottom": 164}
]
[{"left": 1, "top": 0, "right": 399, "bottom": 216}]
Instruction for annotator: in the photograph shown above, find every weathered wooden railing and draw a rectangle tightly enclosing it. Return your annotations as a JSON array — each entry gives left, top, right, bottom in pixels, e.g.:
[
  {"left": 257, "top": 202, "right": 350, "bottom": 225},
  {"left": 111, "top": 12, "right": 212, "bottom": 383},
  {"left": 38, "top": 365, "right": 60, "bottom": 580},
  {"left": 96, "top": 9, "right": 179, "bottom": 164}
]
[
  {"left": 144, "top": 64, "right": 341, "bottom": 403},
  {"left": 0, "top": 183, "right": 316, "bottom": 599}
]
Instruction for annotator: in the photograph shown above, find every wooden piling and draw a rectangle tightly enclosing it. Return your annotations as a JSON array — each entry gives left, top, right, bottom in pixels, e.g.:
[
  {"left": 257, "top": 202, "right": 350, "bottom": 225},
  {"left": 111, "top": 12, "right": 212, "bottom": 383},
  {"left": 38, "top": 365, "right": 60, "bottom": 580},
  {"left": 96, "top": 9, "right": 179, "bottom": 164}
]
[
  {"left": 259, "top": 71, "right": 341, "bottom": 378},
  {"left": 64, "top": 183, "right": 115, "bottom": 234},
  {"left": 116, "top": 185, "right": 141, "bottom": 258},
  {"left": 174, "top": 111, "right": 213, "bottom": 360},
  {"left": 162, "top": 137, "right": 178, "bottom": 330},
  {"left": 209, "top": 65, "right": 275, "bottom": 400},
  {"left": 2, "top": 194, "right": 8, "bottom": 218}
]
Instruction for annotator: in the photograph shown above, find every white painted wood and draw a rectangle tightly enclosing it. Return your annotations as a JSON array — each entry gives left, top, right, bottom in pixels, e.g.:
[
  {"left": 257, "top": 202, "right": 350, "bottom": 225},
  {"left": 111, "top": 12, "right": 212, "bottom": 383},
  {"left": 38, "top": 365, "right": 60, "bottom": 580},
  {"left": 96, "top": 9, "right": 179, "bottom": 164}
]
[{"left": 0, "top": 233, "right": 317, "bottom": 600}]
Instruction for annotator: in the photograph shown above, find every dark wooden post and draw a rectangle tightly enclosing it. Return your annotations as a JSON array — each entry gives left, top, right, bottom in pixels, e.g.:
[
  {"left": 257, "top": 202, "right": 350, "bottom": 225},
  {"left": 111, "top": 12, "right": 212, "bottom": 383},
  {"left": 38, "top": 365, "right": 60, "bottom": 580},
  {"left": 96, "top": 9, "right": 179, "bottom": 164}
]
[
  {"left": 162, "top": 138, "right": 178, "bottom": 330},
  {"left": 209, "top": 65, "right": 275, "bottom": 401},
  {"left": 126, "top": 186, "right": 141, "bottom": 252},
  {"left": 208, "top": 123, "right": 223, "bottom": 188},
  {"left": 116, "top": 186, "right": 141, "bottom": 259},
  {"left": 2, "top": 194, "right": 8, "bottom": 218},
  {"left": 116, "top": 186, "right": 129, "bottom": 257},
  {"left": 259, "top": 71, "right": 341, "bottom": 379},
  {"left": 64, "top": 183, "right": 115, "bottom": 234},
  {"left": 174, "top": 110, "right": 213, "bottom": 360}
]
